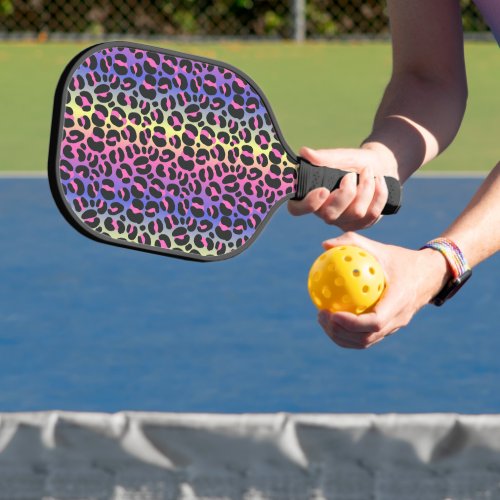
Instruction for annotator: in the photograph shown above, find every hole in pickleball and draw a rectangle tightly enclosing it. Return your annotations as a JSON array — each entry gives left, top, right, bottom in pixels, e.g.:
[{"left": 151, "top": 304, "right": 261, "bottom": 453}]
[
  {"left": 322, "top": 286, "right": 331, "bottom": 299},
  {"left": 359, "top": 251, "right": 366, "bottom": 257},
  {"left": 334, "top": 277, "right": 344, "bottom": 287},
  {"left": 369, "top": 267, "right": 376, "bottom": 275},
  {"left": 342, "top": 295, "right": 351, "bottom": 304},
  {"left": 313, "top": 272, "right": 321, "bottom": 282},
  {"left": 352, "top": 269, "right": 360, "bottom": 277},
  {"left": 362, "top": 285, "right": 369, "bottom": 293},
  {"left": 344, "top": 256, "right": 352, "bottom": 262},
  {"left": 378, "top": 284, "right": 383, "bottom": 291},
  {"left": 356, "top": 306, "right": 365, "bottom": 314}
]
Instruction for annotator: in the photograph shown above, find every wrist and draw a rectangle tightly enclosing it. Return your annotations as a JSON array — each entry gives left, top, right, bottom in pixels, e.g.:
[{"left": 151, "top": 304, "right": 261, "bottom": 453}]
[
  {"left": 361, "top": 141, "right": 399, "bottom": 178},
  {"left": 417, "top": 248, "right": 453, "bottom": 304}
]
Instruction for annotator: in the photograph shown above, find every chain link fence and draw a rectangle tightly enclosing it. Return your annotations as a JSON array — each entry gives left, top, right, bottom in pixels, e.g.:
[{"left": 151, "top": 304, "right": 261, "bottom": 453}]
[{"left": 0, "top": 0, "right": 491, "bottom": 40}]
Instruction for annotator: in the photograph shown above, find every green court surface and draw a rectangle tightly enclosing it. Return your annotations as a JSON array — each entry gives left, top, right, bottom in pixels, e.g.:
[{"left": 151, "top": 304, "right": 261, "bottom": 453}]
[{"left": 0, "top": 41, "right": 497, "bottom": 173}]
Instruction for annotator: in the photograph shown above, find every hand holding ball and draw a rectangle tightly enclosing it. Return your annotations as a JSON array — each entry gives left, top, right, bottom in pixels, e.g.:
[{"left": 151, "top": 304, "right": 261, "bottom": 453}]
[{"left": 308, "top": 245, "right": 385, "bottom": 314}]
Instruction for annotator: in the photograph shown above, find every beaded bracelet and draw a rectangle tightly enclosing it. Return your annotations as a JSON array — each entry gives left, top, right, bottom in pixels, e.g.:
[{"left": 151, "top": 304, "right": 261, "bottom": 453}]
[{"left": 421, "top": 237, "right": 472, "bottom": 306}]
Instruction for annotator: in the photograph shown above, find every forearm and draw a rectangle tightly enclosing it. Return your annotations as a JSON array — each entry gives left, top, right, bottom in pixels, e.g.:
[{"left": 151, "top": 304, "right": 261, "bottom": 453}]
[
  {"left": 418, "top": 162, "right": 500, "bottom": 303},
  {"left": 441, "top": 162, "right": 500, "bottom": 267},
  {"left": 360, "top": 0, "right": 467, "bottom": 183},
  {"left": 362, "top": 73, "right": 467, "bottom": 182}
]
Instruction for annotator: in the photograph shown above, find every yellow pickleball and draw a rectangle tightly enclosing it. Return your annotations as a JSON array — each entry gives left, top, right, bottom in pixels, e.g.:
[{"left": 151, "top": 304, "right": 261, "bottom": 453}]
[{"left": 308, "top": 245, "right": 385, "bottom": 314}]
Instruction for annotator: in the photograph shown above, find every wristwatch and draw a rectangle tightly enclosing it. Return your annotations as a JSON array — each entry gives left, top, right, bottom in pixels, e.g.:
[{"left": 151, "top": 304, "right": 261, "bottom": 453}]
[{"left": 421, "top": 238, "right": 472, "bottom": 306}]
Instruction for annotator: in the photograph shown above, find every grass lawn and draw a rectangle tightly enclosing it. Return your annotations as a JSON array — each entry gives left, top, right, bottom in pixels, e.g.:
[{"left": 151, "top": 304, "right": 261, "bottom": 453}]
[{"left": 0, "top": 40, "right": 497, "bottom": 172}]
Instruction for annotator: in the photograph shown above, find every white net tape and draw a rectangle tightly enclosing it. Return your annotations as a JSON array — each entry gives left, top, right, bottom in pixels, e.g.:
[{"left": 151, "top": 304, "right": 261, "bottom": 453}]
[{"left": 0, "top": 412, "right": 500, "bottom": 499}]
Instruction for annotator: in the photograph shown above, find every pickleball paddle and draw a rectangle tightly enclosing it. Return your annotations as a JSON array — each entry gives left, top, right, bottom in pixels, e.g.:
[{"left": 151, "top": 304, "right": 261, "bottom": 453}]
[{"left": 48, "top": 41, "right": 401, "bottom": 262}]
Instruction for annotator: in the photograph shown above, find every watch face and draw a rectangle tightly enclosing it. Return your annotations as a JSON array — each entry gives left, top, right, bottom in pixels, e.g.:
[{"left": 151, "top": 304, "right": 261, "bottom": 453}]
[{"left": 432, "top": 269, "right": 472, "bottom": 306}]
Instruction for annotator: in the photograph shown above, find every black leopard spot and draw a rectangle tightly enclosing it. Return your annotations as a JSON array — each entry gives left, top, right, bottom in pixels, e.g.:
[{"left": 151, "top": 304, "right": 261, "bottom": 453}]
[
  {"left": 67, "top": 130, "right": 84, "bottom": 144},
  {"left": 88, "top": 137, "right": 105, "bottom": 153},
  {"left": 145, "top": 51, "right": 161, "bottom": 74},
  {"left": 152, "top": 127, "right": 167, "bottom": 148},
  {"left": 109, "top": 201, "right": 125, "bottom": 215},
  {"left": 127, "top": 199, "right": 144, "bottom": 224},
  {"left": 245, "top": 96, "right": 260, "bottom": 113},
  {"left": 148, "top": 218, "right": 163, "bottom": 235},
  {"left": 228, "top": 95, "right": 245, "bottom": 119},
  {"left": 265, "top": 174, "right": 281, "bottom": 189},
  {"left": 196, "top": 149, "right": 210, "bottom": 164},
  {"left": 113, "top": 54, "right": 128, "bottom": 76},
  {"left": 131, "top": 176, "right": 147, "bottom": 199},
  {"left": 94, "top": 84, "right": 112, "bottom": 103},
  {"left": 139, "top": 74, "right": 157, "bottom": 99},
  {"left": 105, "top": 129, "right": 120, "bottom": 147},
  {"left": 202, "top": 74, "right": 217, "bottom": 95},
  {"left": 82, "top": 209, "right": 99, "bottom": 228},
  {"left": 75, "top": 91, "right": 93, "bottom": 112},
  {"left": 233, "top": 218, "right": 247, "bottom": 234},
  {"left": 185, "top": 103, "right": 202, "bottom": 122},
  {"left": 99, "top": 179, "right": 115, "bottom": 201},
  {"left": 75, "top": 165, "right": 90, "bottom": 178}
]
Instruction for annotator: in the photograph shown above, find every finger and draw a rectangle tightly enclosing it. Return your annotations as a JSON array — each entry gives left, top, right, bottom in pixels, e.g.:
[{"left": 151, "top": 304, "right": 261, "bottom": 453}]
[
  {"left": 288, "top": 187, "right": 330, "bottom": 216},
  {"left": 330, "top": 336, "right": 365, "bottom": 349},
  {"left": 319, "top": 311, "right": 374, "bottom": 348},
  {"left": 332, "top": 294, "right": 401, "bottom": 339},
  {"left": 362, "top": 175, "right": 389, "bottom": 225},
  {"left": 319, "top": 310, "right": 391, "bottom": 349},
  {"left": 328, "top": 327, "right": 381, "bottom": 349},
  {"left": 330, "top": 311, "right": 385, "bottom": 335},
  {"left": 315, "top": 172, "right": 358, "bottom": 224},
  {"left": 331, "top": 317, "right": 391, "bottom": 349},
  {"left": 328, "top": 166, "right": 383, "bottom": 231},
  {"left": 344, "top": 164, "right": 376, "bottom": 220},
  {"left": 320, "top": 320, "right": 365, "bottom": 349}
]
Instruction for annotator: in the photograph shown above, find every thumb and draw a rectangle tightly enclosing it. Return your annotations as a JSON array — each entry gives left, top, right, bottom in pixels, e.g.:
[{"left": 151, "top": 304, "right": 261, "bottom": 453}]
[
  {"left": 322, "top": 231, "right": 369, "bottom": 250},
  {"left": 299, "top": 146, "right": 364, "bottom": 170}
]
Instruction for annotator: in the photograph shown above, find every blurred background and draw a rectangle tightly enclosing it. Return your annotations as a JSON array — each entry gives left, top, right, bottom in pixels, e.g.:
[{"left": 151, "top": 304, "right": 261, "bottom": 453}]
[
  {"left": 0, "top": 0, "right": 497, "bottom": 177},
  {"left": 0, "top": 0, "right": 492, "bottom": 40}
]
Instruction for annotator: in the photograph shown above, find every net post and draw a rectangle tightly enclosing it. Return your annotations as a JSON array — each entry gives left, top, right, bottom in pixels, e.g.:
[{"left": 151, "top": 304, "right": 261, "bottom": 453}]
[{"left": 292, "top": 0, "right": 306, "bottom": 42}]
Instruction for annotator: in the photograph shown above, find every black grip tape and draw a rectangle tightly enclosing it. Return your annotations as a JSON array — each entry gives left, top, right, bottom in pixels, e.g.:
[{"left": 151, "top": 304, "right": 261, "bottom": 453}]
[{"left": 294, "top": 158, "right": 402, "bottom": 215}]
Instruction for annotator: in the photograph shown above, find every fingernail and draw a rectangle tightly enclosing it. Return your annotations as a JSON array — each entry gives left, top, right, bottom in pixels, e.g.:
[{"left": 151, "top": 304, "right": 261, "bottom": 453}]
[{"left": 318, "top": 188, "right": 329, "bottom": 201}]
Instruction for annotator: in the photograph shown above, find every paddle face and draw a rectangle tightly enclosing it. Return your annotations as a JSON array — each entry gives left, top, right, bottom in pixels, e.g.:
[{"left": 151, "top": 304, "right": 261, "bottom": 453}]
[{"left": 49, "top": 42, "right": 299, "bottom": 261}]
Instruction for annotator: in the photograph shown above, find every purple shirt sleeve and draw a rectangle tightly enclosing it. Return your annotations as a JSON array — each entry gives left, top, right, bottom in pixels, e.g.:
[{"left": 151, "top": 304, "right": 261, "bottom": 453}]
[{"left": 473, "top": 0, "right": 500, "bottom": 45}]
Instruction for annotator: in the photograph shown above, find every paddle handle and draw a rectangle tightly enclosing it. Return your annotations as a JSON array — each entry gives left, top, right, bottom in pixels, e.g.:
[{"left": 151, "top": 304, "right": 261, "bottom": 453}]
[{"left": 294, "top": 158, "right": 402, "bottom": 215}]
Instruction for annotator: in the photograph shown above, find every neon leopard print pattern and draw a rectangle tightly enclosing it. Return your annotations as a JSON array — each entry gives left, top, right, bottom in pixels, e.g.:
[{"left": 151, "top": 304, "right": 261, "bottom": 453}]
[{"left": 56, "top": 43, "right": 298, "bottom": 260}]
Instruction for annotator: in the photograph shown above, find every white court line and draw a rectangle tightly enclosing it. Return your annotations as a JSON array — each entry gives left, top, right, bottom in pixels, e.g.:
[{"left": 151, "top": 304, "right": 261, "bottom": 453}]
[
  {"left": 414, "top": 170, "right": 487, "bottom": 179},
  {"left": 0, "top": 170, "right": 489, "bottom": 179},
  {"left": 0, "top": 171, "right": 47, "bottom": 178}
]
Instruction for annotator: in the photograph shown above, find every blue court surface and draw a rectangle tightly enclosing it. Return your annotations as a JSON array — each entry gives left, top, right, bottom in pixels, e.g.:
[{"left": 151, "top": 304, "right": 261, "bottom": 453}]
[{"left": 0, "top": 176, "right": 498, "bottom": 413}]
